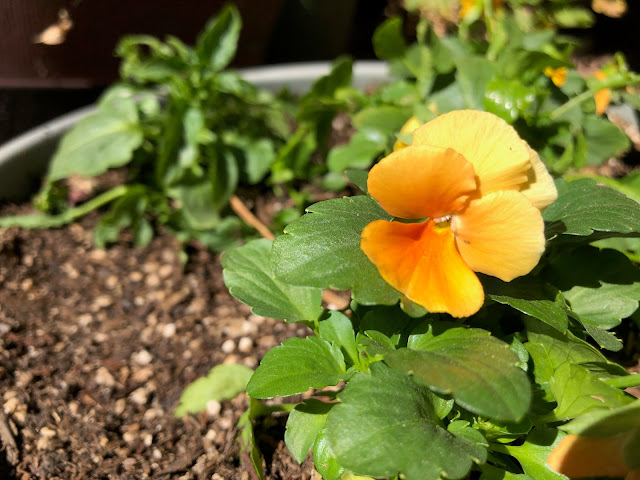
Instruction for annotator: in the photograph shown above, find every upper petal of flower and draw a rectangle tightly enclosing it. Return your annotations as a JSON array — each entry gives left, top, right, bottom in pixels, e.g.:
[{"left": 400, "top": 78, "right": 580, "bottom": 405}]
[
  {"left": 412, "top": 110, "right": 531, "bottom": 196},
  {"left": 451, "top": 190, "right": 545, "bottom": 282},
  {"left": 519, "top": 144, "right": 558, "bottom": 210},
  {"left": 361, "top": 219, "right": 485, "bottom": 318},
  {"left": 368, "top": 145, "right": 477, "bottom": 220}
]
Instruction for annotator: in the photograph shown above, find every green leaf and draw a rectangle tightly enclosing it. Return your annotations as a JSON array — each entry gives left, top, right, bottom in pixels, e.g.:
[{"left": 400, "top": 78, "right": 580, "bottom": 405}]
[
  {"left": 484, "top": 79, "right": 537, "bottom": 124},
  {"left": 549, "top": 362, "right": 633, "bottom": 421},
  {"left": 455, "top": 56, "right": 496, "bottom": 109},
  {"left": 222, "top": 239, "right": 323, "bottom": 323},
  {"left": 480, "top": 464, "right": 534, "bottom": 480},
  {"left": 546, "top": 246, "right": 640, "bottom": 330},
  {"left": 325, "top": 363, "right": 483, "bottom": 480},
  {"left": 327, "top": 131, "right": 386, "bottom": 172},
  {"left": 580, "top": 323, "right": 623, "bottom": 352},
  {"left": 285, "top": 399, "right": 333, "bottom": 464},
  {"left": 543, "top": 179, "right": 640, "bottom": 241},
  {"left": 359, "top": 305, "right": 415, "bottom": 347},
  {"left": 560, "top": 399, "right": 640, "bottom": 437},
  {"left": 247, "top": 336, "right": 346, "bottom": 399},
  {"left": 499, "top": 428, "right": 568, "bottom": 480},
  {"left": 313, "top": 429, "right": 344, "bottom": 480},
  {"left": 378, "top": 80, "right": 420, "bottom": 106},
  {"left": 239, "top": 138, "right": 276, "bottom": 184},
  {"left": 524, "top": 318, "right": 628, "bottom": 385},
  {"left": 210, "top": 147, "right": 239, "bottom": 210},
  {"left": 272, "top": 196, "right": 400, "bottom": 305},
  {"left": 345, "top": 169, "right": 368, "bottom": 193},
  {"left": 116, "top": 35, "right": 187, "bottom": 83},
  {"left": 372, "top": 17, "right": 407, "bottom": 60},
  {"left": 169, "top": 179, "right": 220, "bottom": 231},
  {"left": 196, "top": 4, "right": 241, "bottom": 72},
  {"left": 302, "top": 56, "right": 353, "bottom": 102},
  {"left": 48, "top": 98, "right": 143, "bottom": 181},
  {"left": 483, "top": 276, "right": 569, "bottom": 333},
  {"left": 429, "top": 81, "right": 467, "bottom": 113},
  {"left": 447, "top": 420, "right": 488, "bottom": 464},
  {"left": 582, "top": 172, "right": 640, "bottom": 204},
  {"left": 318, "top": 311, "right": 360, "bottom": 368},
  {"left": 174, "top": 364, "right": 253, "bottom": 417},
  {"left": 552, "top": 6, "right": 594, "bottom": 28},
  {"left": 387, "top": 326, "right": 531, "bottom": 422},
  {"left": 582, "top": 116, "right": 631, "bottom": 166},
  {"left": 352, "top": 106, "right": 413, "bottom": 135}
]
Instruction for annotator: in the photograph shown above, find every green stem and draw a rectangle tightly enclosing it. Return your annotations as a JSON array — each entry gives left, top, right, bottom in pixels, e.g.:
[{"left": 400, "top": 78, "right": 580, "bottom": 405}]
[
  {"left": 604, "top": 374, "right": 640, "bottom": 389},
  {"left": 549, "top": 90, "right": 593, "bottom": 120},
  {"left": 0, "top": 185, "right": 130, "bottom": 229}
]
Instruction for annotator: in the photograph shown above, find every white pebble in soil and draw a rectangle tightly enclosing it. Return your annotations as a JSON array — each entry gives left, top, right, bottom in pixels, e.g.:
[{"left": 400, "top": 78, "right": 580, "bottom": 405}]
[
  {"left": 162, "top": 323, "right": 176, "bottom": 338},
  {"left": 221, "top": 339, "right": 236, "bottom": 354},
  {"left": 237, "top": 337, "right": 253, "bottom": 353},
  {"left": 206, "top": 399, "right": 222, "bottom": 417},
  {"left": 131, "top": 349, "right": 153, "bottom": 366}
]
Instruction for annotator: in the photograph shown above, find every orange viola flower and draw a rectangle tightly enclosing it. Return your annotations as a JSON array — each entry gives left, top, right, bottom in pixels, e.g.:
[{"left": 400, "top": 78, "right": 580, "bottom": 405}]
[
  {"left": 361, "top": 110, "right": 557, "bottom": 318},
  {"left": 548, "top": 433, "right": 640, "bottom": 479},
  {"left": 544, "top": 66, "right": 568, "bottom": 87},
  {"left": 594, "top": 70, "right": 612, "bottom": 116}
]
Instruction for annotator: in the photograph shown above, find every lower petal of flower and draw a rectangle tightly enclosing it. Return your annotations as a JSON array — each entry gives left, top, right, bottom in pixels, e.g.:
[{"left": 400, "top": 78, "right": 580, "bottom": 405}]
[
  {"left": 361, "top": 219, "right": 485, "bottom": 318},
  {"left": 547, "top": 434, "right": 629, "bottom": 478},
  {"left": 451, "top": 190, "right": 545, "bottom": 282}
]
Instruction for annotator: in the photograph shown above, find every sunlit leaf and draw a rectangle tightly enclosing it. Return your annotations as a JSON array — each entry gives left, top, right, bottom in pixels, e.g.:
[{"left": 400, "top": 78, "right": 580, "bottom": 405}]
[
  {"left": 222, "top": 239, "right": 323, "bottom": 323},
  {"left": 387, "top": 325, "right": 531, "bottom": 421},
  {"left": 272, "top": 196, "right": 400, "bottom": 305},
  {"left": 544, "top": 179, "right": 640, "bottom": 241},
  {"left": 325, "top": 363, "right": 482, "bottom": 480},
  {"left": 247, "top": 336, "right": 346, "bottom": 399}
]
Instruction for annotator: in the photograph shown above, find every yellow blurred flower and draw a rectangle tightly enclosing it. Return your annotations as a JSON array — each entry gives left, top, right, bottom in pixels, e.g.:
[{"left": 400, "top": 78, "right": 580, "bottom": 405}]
[
  {"left": 459, "top": 0, "right": 505, "bottom": 20},
  {"left": 361, "top": 110, "right": 557, "bottom": 318},
  {"left": 544, "top": 66, "right": 568, "bottom": 87}
]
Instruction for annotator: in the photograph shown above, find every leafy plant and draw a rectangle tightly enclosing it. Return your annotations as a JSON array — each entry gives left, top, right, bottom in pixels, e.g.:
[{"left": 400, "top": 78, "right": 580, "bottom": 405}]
[
  {"left": 0, "top": 5, "right": 356, "bottom": 251},
  {"left": 221, "top": 108, "right": 640, "bottom": 479}
]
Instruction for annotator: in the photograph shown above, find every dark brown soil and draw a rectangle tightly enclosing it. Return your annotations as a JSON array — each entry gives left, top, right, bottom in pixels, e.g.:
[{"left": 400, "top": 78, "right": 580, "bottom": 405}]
[{"left": 0, "top": 209, "right": 313, "bottom": 479}]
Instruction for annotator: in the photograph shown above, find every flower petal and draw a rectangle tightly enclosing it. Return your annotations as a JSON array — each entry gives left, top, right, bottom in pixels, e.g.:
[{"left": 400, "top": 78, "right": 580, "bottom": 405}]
[
  {"left": 519, "top": 144, "right": 558, "bottom": 210},
  {"left": 412, "top": 110, "right": 531, "bottom": 196},
  {"left": 361, "top": 220, "right": 485, "bottom": 318},
  {"left": 368, "top": 145, "right": 477, "bottom": 219},
  {"left": 547, "top": 434, "right": 629, "bottom": 478},
  {"left": 451, "top": 190, "right": 545, "bottom": 281}
]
